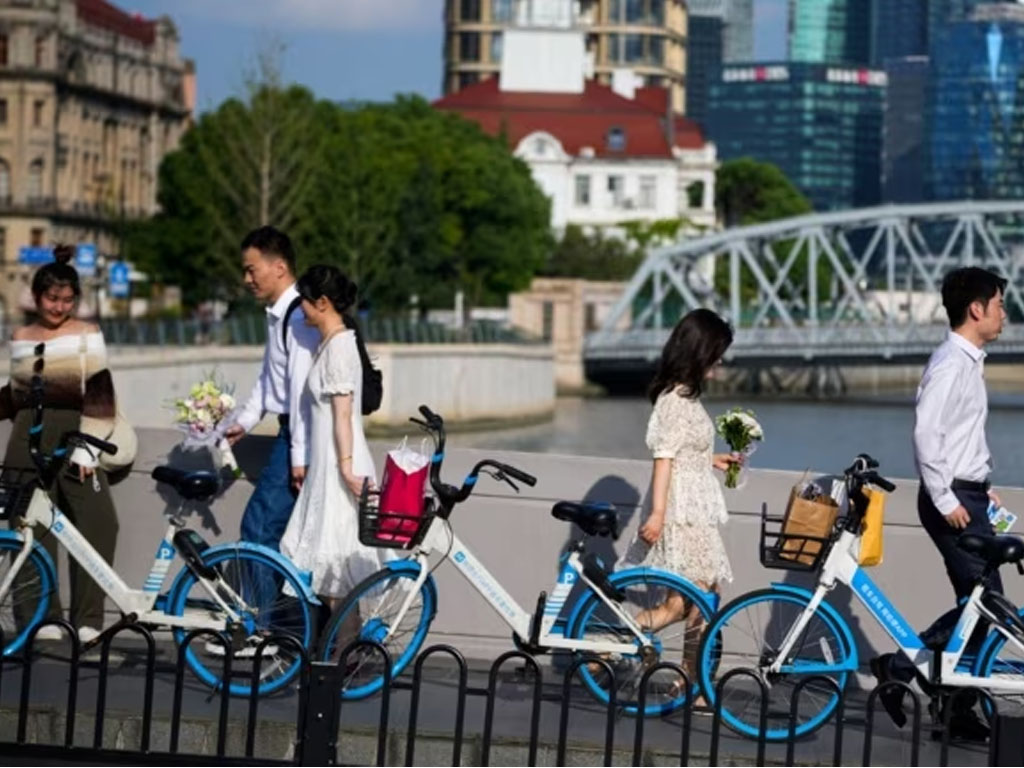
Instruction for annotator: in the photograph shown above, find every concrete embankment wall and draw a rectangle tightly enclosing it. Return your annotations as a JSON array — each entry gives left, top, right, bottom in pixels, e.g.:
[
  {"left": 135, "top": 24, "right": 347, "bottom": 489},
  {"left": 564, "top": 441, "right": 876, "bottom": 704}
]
[
  {"left": 93, "top": 343, "right": 555, "bottom": 432},
  {"left": 3, "top": 421, "right": 1022, "bottom": 674}
]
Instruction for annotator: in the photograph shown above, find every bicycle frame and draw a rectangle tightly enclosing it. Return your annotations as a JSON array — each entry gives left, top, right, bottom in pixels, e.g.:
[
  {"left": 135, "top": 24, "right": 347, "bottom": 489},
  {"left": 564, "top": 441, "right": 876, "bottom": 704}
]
[
  {"left": 0, "top": 486, "right": 240, "bottom": 632},
  {"left": 771, "top": 526, "right": 1024, "bottom": 693},
  {"left": 383, "top": 516, "right": 652, "bottom": 655}
]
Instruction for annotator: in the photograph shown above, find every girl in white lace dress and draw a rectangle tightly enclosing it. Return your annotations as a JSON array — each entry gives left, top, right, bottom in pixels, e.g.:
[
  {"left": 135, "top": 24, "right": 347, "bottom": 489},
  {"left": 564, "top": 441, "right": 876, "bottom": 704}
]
[
  {"left": 619, "top": 309, "right": 740, "bottom": 690},
  {"left": 280, "top": 265, "right": 381, "bottom": 604}
]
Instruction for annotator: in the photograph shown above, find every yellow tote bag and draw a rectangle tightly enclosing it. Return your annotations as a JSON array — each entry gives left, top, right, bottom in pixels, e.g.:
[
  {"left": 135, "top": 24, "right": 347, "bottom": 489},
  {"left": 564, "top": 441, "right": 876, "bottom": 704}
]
[{"left": 859, "top": 487, "right": 886, "bottom": 567}]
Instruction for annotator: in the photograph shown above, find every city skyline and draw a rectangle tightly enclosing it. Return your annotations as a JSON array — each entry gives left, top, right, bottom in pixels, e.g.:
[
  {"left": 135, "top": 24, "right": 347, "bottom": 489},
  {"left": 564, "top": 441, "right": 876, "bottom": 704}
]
[{"left": 127, "top": 0, "right": 788, "bottom": 111}]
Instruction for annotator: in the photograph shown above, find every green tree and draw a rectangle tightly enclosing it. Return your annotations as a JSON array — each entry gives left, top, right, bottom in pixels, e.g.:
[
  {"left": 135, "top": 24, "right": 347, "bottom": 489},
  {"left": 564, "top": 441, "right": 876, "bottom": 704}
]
[
  {"left": 129, "top": 92, "right": 551, "bottom": 312},
  {"left": 713, "top": 158, "right": 827, "bottom": 313},
  {"left": 543, "top": 225, "right": 643, "bottom": 281}
]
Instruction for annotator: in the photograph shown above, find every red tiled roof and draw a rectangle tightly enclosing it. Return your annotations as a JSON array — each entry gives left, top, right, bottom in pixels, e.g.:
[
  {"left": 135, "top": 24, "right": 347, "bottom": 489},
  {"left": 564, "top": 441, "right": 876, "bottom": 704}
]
[
  {"left": 435, "top": 78, "right": 681, "bottom": 158},
  {"left": 76, "top": 0, "right": 156, "bottom": 46}
]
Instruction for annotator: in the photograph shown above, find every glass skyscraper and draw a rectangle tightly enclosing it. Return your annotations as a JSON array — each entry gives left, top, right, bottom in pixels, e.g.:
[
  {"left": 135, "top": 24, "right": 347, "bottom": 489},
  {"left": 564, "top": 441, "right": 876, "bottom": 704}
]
[
  {"left": 882, "top": 56, "right": 930, "bottom": 202},
  {"left": 687, "top": 0, "right": 725, "bottom": 126},
  {"left": 789, "top": 0, "right": 871, "bottom": 65},
  {"left": 723, "top": 0, "right": 753, "bottom": 62},
  {"left": 871, "top": 0, "right": 928, "bottom": 65},
  {"left": 707, "top": 62, "right": 886, "bottom": 210},
  {"left": 929, "top": 6, "right": 1024, "bottom": 200}
]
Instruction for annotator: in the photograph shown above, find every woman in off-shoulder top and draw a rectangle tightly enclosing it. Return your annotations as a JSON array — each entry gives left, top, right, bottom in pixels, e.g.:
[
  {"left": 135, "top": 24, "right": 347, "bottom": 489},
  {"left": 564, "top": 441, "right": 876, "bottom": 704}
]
[{"left": 0, "top": 246, "right": 120, "bottom": 643}]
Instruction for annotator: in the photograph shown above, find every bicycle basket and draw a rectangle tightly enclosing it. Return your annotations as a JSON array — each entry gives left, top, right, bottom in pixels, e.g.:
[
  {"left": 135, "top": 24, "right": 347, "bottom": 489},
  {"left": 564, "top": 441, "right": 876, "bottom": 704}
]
[
  {"left": 358, "top": 491, "right": 435, "bottom": 550},
  {"left": 759, "top": 503, "right": 835, "bottom": 572},
  {"left": 0, "top": 467, "right": 39, "bottom": 522}
]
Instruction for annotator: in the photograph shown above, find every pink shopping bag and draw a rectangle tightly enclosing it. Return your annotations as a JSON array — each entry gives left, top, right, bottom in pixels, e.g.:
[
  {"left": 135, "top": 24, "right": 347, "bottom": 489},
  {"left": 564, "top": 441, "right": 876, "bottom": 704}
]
[{"left": 377, "top": 438, "right": 429, "bottom": 544}]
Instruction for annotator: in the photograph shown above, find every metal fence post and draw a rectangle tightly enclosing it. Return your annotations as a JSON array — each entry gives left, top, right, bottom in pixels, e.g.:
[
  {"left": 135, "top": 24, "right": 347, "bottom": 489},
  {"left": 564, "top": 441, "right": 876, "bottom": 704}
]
[{"left": 299, "top": 661, "right": 343, "bottom": 766}]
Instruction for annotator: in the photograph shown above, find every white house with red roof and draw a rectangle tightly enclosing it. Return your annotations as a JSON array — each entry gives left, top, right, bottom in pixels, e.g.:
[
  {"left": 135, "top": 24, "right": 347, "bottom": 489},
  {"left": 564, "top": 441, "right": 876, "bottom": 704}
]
[{"left": 434, "top": 7, "right": 717, "bottom": 232}]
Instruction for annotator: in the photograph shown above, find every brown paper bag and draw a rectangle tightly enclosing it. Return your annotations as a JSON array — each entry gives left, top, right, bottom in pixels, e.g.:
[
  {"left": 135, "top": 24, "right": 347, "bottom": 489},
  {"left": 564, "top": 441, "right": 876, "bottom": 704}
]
[{"left": 780, "top": 486, "right": 839, "bottom": 566}]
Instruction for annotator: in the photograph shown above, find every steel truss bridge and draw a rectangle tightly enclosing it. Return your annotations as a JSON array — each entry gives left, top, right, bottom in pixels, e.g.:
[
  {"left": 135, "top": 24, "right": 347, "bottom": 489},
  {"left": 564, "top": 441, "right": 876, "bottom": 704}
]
[{"left": 585, "top": 201, "right": 1024, "bottom": 392}]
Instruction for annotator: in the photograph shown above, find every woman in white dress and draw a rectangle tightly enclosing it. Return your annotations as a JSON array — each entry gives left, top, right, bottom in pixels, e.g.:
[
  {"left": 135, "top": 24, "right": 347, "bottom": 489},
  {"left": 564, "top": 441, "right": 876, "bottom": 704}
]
[
  {"left": 280, "top": 265, "right": 380, "bottom": 607},
  {"left": 618, "top": 308, "right": 740, "bottom": 698}
]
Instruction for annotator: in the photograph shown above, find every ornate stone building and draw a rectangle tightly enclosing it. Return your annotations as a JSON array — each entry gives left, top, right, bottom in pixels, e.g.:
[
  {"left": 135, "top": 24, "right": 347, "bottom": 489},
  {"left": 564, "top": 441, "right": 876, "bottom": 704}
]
[
  {"left": 444, "top": 0, "right": 688, "bottom": 113},
  {"left": 0, "top": 0, "right": 193, "bottom": 323}
]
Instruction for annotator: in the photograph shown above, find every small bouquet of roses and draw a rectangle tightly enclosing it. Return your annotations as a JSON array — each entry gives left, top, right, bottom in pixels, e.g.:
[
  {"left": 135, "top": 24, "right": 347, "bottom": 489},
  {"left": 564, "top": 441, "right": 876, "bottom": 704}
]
[
  {"left": 715, "top": 407, "right": 764, "bottom": 489},
  {"left": 172, "top": 376, "right": 243, "bottom": 478}
]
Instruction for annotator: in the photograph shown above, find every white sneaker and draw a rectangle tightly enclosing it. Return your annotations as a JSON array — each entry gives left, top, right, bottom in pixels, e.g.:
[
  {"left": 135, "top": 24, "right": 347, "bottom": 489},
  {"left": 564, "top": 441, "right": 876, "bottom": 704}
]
[
  {"left": 77, "top": 626, "right": 101, "bottom": 644},
  {"left": 203, "top": 639, "right": 279, "bottom": 658},
  {"left": 33, "top": 625, "right": 65, "bottom": 642}
]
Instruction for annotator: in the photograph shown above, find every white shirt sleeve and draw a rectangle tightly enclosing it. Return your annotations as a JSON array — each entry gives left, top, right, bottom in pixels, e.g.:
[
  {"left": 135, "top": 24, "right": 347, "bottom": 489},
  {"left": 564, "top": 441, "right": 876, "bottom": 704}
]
[
  {"left": 914, "top": 360, "right": 960, "bottom": 516},
  {"left": 234, "top": 347, "right": 269, "bottom": 434},
  {"left": 286, "top": 313, "right": 318, "bottom": 468}
]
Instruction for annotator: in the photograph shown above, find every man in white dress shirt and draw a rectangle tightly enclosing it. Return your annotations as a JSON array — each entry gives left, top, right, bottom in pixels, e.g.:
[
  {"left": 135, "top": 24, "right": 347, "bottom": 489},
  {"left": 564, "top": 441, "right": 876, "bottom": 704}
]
[
  {"left": 873, "top": 266, "right": 1007, "bottom": 740},
  {"left": 224, "top": 226, "right": 319, "bottom": 560}
]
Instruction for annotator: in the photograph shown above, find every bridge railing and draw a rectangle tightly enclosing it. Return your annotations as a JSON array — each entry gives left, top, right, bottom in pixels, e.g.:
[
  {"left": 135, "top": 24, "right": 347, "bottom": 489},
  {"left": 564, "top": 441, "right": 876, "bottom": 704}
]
[
  {"left": 92, "top": 316, "right": 538, "bottom": 347},
  {"left": 585, "top": 323, "right": 1024, "bottom": 362}
]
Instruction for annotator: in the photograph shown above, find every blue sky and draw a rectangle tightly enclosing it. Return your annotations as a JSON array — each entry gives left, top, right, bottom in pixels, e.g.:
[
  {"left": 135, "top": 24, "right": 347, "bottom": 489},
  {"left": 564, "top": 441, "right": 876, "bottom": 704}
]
[{"left": 127, "top": 0, "right": 788, "bottom": 111}]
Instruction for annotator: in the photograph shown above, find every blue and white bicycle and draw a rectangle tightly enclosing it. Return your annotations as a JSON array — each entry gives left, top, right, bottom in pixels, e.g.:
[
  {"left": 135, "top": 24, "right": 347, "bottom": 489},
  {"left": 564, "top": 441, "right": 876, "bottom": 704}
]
[
  {"left": 0, "top": 377, "right": 319, "bottom": 697},
  {"left": 318, "top": 405, "right": 719, "bottom": 715},
  {"left": 698, "top": 454, "right": 1024, "bottom": 741}
]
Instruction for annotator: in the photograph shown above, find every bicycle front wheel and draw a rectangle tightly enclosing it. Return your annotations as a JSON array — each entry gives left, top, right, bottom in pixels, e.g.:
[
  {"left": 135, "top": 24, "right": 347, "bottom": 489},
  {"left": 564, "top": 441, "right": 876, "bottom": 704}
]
[
  {"left": 168, "top": 547, "right": 312, "bottom": 697},
  {"left": 0, "top": 538, "right": 53, "bottom": 656},
  {"left": 317, "top": 564, "right": 436, "bottom": 700},
  {"left": 698, "top": 588, "right": 854, "bottom": 741},
  {"left": 566, "top": 568, "right": 715, "bottom": 716}
]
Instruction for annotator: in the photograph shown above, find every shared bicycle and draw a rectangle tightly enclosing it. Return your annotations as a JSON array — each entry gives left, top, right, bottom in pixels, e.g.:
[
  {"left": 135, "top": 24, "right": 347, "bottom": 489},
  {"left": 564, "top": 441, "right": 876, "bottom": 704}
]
[
  {"left": 318, "top": 405, "right": 719, "bottom": 715},
  {"left": 698, "top": 454, "right": 1024, "bottom": 741},
  {"left": 0, "top": 376, "right": 320, "bottom": 697}
]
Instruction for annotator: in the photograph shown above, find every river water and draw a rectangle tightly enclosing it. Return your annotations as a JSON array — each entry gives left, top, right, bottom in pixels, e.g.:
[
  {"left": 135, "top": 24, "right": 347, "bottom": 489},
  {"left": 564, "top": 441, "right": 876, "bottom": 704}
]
[{"left": 454, "top": 394, "right": 1024, "bottom": 486}]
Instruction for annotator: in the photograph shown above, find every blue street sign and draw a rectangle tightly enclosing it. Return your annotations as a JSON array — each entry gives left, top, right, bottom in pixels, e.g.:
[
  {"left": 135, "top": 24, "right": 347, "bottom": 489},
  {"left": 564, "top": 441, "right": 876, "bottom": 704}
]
[
  {"left": 75, "top": 243, "right": 97, "bottom": 276},
  {"left": 109, "top": 261, "right": 130, "bottom": 298},
  {"left": 18, "top": 246, "right": 54, "bottom": 265}
]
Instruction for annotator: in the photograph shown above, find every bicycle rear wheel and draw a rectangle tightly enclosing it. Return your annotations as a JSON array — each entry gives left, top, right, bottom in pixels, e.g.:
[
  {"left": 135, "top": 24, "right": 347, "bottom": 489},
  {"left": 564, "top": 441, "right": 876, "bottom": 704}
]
[
  {"left": 698, "top": 588, "right": 854, "bottom": 741},
  {"left": 317, "top": 563, "right": 436, "bottom": 700},
  {"left": 974, "top": 608, "right": 1024, "bottom": 717},
  {"left": 566, "top": 568, "right": 715, "bottom": 716},
  {"left": 168, "top": 547, "right": 312, "bottom": 697},
  {"left": 0, "top": 538, "right": 53, "bottom": 656}
]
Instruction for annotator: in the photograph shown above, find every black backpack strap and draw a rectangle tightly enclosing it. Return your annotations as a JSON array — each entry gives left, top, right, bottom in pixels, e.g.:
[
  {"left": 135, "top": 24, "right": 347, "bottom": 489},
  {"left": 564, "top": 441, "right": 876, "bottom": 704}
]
[{"left": 281, "top": 296, "right": 303, "bottom": 354}]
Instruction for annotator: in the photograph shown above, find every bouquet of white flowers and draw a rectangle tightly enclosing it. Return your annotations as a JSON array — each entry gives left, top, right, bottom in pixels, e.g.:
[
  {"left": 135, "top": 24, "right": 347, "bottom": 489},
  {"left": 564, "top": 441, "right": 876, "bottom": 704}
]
[
  {"left": 171, "top": 376, "right": 242, "bottom": 478},
  {"left": 714, "top": 407, "right": 764, "bottom": 489}
]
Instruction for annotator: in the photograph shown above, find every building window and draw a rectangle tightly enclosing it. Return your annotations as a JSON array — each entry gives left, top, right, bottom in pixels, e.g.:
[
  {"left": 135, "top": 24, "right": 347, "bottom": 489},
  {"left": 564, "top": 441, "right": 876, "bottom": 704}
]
[
  {"left": 0, "top": 159, "right": 9, "bottom": 202},
  {"left": 30, "top": 227, "right": 44, "bottom": 247},
  {"left": 491, "top": 31, "right": 503, "bottom": 63},
  {"left": 608, "top": 175, "right": 624, "bottom": 206},
  {"left": 492, "top": 0, "right": 515, "bottom": 22},
  {"left": 639, "top": 175, "right": 657, "bottom": 209},
  {"left": 542, "top": 300, "right": 554, "bottom": 341},
  {"left": 460, "top": 0, "right": 481, "bottom": 21},
  {"left": 32, "top": 100, "right": 44, "bottom": 128},
  {"left": 460, "top": 32, "right": 480, "bottom": 62},
  {"left": 606, "top": 127, "right": 626, "bottom": 152},
  {"left": 574, "top": 174, "right": 591, "bottom": 206},
  {"left": 35, "top": 36, "right": 45, "bottom": 68},
  {"left": 687, "top": 180, "right": 705, "bottom": 209},
  {"left": 0, "top": 99, "right": 6, "bottom": 127},
  {"left": 27, "top": 159, "right": 43, "bottom": 201},
  {"left": 585, "top": 302, "right": 598, "bottom": 333},
  {"left": 0, "top": 35, "right": 7, "bottom": 67},
  {"left": 458, "top": 72, "right": 479, "bottom": 89}
]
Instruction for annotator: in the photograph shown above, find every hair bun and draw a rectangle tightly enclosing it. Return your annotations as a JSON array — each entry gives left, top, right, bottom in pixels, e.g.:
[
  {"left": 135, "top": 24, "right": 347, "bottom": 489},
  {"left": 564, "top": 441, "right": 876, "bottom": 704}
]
[{"left": 52, "top": 244, "right": 75, "bottom": 265}]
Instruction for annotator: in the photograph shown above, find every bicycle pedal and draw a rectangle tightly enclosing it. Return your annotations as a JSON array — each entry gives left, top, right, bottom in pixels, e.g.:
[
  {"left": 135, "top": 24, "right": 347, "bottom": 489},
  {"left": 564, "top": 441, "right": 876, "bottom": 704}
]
[{"left": 80, "top": 612, "right": 139, "bottom": 654}]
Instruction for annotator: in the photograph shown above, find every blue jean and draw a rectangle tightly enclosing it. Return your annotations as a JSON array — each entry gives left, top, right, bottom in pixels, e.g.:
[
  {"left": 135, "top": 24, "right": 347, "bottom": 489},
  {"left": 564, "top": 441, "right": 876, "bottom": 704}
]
[{"left": 240, "top": 427, "right": 297, "bottom": 602}]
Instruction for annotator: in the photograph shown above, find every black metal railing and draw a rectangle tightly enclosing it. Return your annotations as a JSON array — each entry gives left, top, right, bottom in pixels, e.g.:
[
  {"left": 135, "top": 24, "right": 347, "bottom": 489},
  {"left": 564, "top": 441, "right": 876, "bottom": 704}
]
[{"left": 0, "top": 619, "right": 1017, "bottom": 766}]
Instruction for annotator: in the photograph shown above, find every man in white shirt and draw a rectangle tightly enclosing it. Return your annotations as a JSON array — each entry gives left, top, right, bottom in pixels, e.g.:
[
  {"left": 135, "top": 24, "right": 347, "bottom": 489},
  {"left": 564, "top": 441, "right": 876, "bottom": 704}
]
[
  {"left": 873, "top": 266, "right": 1007, "bottom": 741},
  {"left": 224, "top": 226, "right": 318, "bottom": 560}
]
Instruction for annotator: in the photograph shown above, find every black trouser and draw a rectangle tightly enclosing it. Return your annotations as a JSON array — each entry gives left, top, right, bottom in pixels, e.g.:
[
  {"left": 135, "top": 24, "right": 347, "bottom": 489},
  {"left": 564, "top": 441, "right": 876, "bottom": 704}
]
[{"left": 888, "top": 485, "right": 999, "bottom": 710}]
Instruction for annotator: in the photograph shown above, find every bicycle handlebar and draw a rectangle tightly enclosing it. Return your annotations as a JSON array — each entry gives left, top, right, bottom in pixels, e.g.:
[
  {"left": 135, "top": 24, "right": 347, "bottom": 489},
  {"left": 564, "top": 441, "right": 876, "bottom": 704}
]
[{"left": 410, "top": 405, "right": 537, "bottom": 514}]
